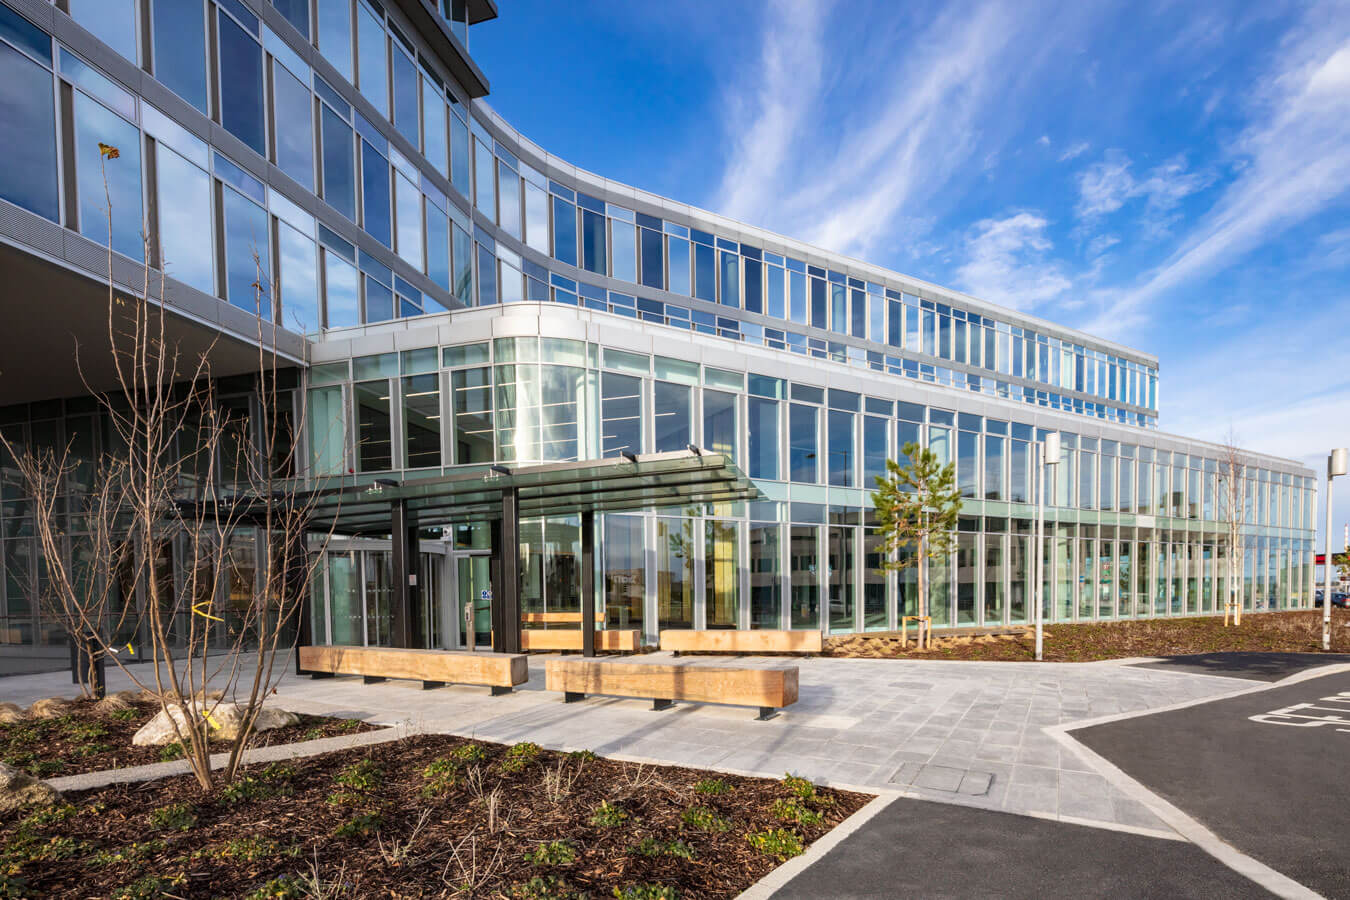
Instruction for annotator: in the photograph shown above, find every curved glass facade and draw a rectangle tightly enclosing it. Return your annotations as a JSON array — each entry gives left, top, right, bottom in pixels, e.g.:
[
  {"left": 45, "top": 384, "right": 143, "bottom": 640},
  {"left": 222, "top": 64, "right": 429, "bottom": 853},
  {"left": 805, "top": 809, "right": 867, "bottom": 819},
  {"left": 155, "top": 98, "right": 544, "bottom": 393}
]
[{"left": 0, "top": 0, "right": 1317, "bottom": 651}]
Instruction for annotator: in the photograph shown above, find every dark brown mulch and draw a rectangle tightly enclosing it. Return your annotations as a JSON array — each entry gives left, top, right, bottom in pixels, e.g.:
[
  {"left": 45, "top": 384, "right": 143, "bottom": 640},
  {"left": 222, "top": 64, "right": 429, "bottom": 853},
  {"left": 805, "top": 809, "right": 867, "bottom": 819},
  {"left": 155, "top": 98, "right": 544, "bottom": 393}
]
[
  {"left": 825, "top": 609, "right": 1350, "bottom": 662},
  {"left": 0, "top": 734, "right": 870, "bottom": 899},
  {"left": 0, "top": 699, "right": 374, "bottom": 779}
]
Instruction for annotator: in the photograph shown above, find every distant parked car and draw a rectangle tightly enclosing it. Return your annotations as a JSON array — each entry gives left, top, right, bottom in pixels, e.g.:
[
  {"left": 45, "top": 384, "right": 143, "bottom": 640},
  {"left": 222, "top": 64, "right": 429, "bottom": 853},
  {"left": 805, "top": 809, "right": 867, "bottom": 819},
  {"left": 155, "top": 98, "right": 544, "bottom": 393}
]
[{"left": 1313, "top": 591, "right": 1350, "bottom": 609}]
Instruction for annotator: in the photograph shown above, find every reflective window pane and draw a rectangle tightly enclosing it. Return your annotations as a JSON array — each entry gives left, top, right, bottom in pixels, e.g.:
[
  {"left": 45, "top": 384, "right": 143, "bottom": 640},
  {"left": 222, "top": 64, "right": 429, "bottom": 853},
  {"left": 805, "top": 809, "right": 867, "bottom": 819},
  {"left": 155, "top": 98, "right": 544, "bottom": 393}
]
[
  {"left": 790, "top": 525, "right": 819, "bottom": 630},
  {"left": 524, "top": 181, "right": 549, "bottom": 255},
  {"left": 361, "top": 141, "right": 391, "bottom": 245},
  {"left": 452, "top": 367, "right": 493, "bottom": 464},
  {"left": 828, "top": 410, "right": 854, "bottom": 487},
  {"left": 452, "top": 223, "right": 472, "bottom": 304},
  {"left": 473, "top": 138, "right": 494, "bottom": 217},
  {"left": 750, "top": 523, "right": 782, "bottom": 629},
  {"left": 789, "top": 404, "right": 818, "bottom": 483},
  {"left": 218, "top": 12, "right": 265, "bottom": 155},
  {"left": 402, "top": 373, "right": 440, "bottom": 468},
  {"left": 278, "top": 222, "right": 318, "bottom": 333},
  {"left": 450, "top": 112, "right": 469, "bottom": 194},
  {"left": 320, "top": 106, "right": 355, "bottom": 220},
  {"left": 703, "top": 389, "right": 736, "bottom": 462},
  {"left": 707, "top": 519, "right": 739, "bottom": 628},
  {"left": 273, "top": 0, "right": 310, "bottom": 37},
  {"left": 272, "top": 63, "right": 313, "bottom": 190},
  {"left": 395, "top": 173, "right": 422, "bottom": 268},
  {"left": 667, "top": 236, "right": 690, "bottom": 296},
  {"left": 601, "top": 372, "right": 641, "bottom": 457},
  {"left": 552, "top": 197, "right": 576, "bottom": 266},
  {"left": 748, "top": 397, "right": 779, "bottom": 480},
  {"left": 323, "top": 250, "right": 359, "bottom": 328},
  {"left": 426, "top": 203, "right": 450, "bottom": 290},
  {"left": 656, "top": 517, "right": 693, "bottom": 630},
  {"left": 316, "top": 0, "right": 352, "bottom": 81},
  {"left": 653, "top": 381, "right": 691, "bottom": 453},
  {"left": 75, "top": 94, "right": 143, "bottom": 261},
  {"left": 222, "top": 187, "right": 271, "bottom": 316},
  {"left": 152, "top": 0, "right": 207, "bottom": 113},
  {"left": 391, "top": 47, "right": 418, "bottom": 146},
  {"left": 640, "top": 227, "right": 663, "bottom": 289},
  {"left": 356, "top": 3, "right": 387, "bottom": 116},
  {"left": 70, "top": 0, "right": 137, "bottom": 62},
  {"left": 354, "top": 380, "right": 392, "bottom": 471},
  {"left": 0, "top": 41, "right": 59, "bottom": 221},
  {"left": 155, "top": 147, "right": 213, "bottom": 294},
  {"left": 422, "top": 76, "right": 447, "bottom": 176},
  {"left": 610, "top": 220, "right": 636, "bottom": 282}
]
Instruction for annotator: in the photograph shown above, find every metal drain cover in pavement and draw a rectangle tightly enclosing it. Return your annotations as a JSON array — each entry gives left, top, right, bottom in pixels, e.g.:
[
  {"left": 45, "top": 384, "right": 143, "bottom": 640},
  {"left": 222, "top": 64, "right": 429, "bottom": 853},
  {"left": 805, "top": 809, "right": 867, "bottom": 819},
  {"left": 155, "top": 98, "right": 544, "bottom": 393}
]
[{"left": 889, "top": 763, "right": 994, "bottom": 796}]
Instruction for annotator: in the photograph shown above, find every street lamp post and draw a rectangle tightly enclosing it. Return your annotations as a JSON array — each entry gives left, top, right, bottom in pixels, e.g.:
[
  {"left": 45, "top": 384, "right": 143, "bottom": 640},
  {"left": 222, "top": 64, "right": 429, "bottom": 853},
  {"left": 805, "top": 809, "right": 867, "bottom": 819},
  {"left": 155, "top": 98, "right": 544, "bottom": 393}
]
[
  {"left": 1035, "top": 433, "right": 1061, "bottom": 662},
  {"left": 1323, "top": 448, "right": 1348, "bottom": 652}
]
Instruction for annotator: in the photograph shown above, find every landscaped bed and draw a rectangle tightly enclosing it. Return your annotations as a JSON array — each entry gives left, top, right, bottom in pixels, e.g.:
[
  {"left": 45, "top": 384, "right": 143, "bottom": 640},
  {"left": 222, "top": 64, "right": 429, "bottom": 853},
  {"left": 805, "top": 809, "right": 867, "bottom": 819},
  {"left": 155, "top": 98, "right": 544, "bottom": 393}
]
[
  {"left": 825, "top": 609, "right": 1350, "bottom": 661},
  {"left": 0, "top": 734, "right": 869, "bottom": 898},
  {"left": 0, "top": 698, "right": 374, "bottom": 779}
]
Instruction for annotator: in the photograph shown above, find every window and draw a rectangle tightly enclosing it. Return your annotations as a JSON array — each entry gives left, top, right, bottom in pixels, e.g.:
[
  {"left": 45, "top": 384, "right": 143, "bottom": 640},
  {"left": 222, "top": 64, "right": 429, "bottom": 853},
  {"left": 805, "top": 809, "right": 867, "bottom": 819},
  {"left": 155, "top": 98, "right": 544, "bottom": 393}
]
[
  {"left": 394, "top": 173, "right": 422, "bottom": 268},
  {"left": 402, "top": 374, "right": 440, "bottom": 468},
  {"left": 656, "top": 517, "right": 694, "bottom": 630},
  {"left": 707, "top": 520, "right": 739, "bottom": 628},
  {"left": 272, "top": 63, "right": 313, "bottom": 190},
  {"left": 498, "top": 162, "right": 520, "bottom": 238},
  {"left": 273, "top": 0, "right": 310, "bottom": 35},
  {"left": 221, "top": 186, "right": 271, "bottom": 317},
  {"left": 361, "top": 141, "right": 391, "bottom": 246},
  {"left": 152, "top": 0, "right": 207, "bottom": 113},
  {"left": 449, "top": 111, "right": 469, "bottom": 194},
  {"left": 653, "top": 382, "right": 691, "bottom": 452},
  {"left": 473, "top": 138, "right": 494, "bottom": 217},
  {"left": 452, "top": 367, "right": 492, "bottom": 463},
  {"left": 748, "top": 397, "right": 779, "bottom": 480},
  {"left": 74, "top": 93, "right": 143, "bottom": 261},
  {"left": 789, "top": 404, "right": 818, "bottom": 483},
  {"left": 719, "top": 250, "right": 739, "bottom": 307},
  {"left": 356, "top": 2, "right": 387, "bottom": 116},
  {"left": 323, "top": 250, "right": 358, "bottom": 327},
  {"left": 850, "top": 289, "right": 866, "bottom": 338},
  {"left": 476, "top": 243, "right": 495, "bottom": 305},
  {"left": 694, "top": 241, "right": 715, "bottom": 302},
  {"left": 70, "top": 0, "right": 137, "bottom": 62},
  {"left": 610, "top": 220, "right": 636, "bottom": 282},
  {"left": 580, "top": 209, "right": 605, "bottom": 274},
  {"left": 524, "top": 182, "right": 548, "bottom": 255},
  {"left": 601, "top": 373, "right": 642, "bottom": 457},
  {"left": 744, "top": 258, "right": 762, "bottom": 313},
  {"left": 320, "top": 106, "right": 355, "bottom": 220},
  {"left": 155, "top": 146, "right": 213, "bottom": 294},
  {"left": 316, "top": 0, "right": 352, "bottom": 80},
  {"left": 750, "top": 523, "right": 782, "bottom": 629},
  {"left": 810, "top": 278, "right": 827, "bottom": 328},
  {"left": 278, "top": 222, "right": 317, "bottom": 333},
  {"left": 984, "top": 435, "right": 1004, "bottom": 501},
  {"left": 217, "top": 11, "right": 265, "bottom": 156},
  {"left": 789, "top": 271, "right": 806, "bottom": 323},
  {"left": 452, "top": 222, "right": 472, "bottom": 304},
  {"left": 703, "top": 390, "right": 737, "bottom": 461},
  {"left": 552, "top": 196, "right": 576, "bottom": 266},
  {"left": 604, "top": 515, "right": 644, "bottom": 630},
  {"left": 364, "top": 271, "right": 393, "bottom": 322},
  {"left": 827, "top": 526, "right": 854, "bottom": 632},
  {"left": 391, "top": 46, "right": 418, "bottom": 146},
  {"left": 421, "top": 76, "right": 447, "bottom": 175},
  {"left": 791, "top": 525, "right": 819, "bottom": 629},
  {"left": 668, "top": 237, "right": 690, "bottom": 295},
  {"left": 354, "top": 380, "right": 392, "bottom": 471},
  {"left": 426, "top": 204, "right": 449, "bottom": 290},
  {"left": 308, "top": 385, "right": 346, "bottom": 474},
  {"left": 640, "top": 227, "right": 663, "bottom": 290},
  {"left": 828, "top": 410, "right": 854, "bottom": 487},
  {"left": 863, "top": 416, "right": 887, "bottom": 487},
  {"left": 957, "top": 430, "right": 979, "bottom": 498},
  {"left": 0, "top": 38, "right": 59, "bottom": 222}
]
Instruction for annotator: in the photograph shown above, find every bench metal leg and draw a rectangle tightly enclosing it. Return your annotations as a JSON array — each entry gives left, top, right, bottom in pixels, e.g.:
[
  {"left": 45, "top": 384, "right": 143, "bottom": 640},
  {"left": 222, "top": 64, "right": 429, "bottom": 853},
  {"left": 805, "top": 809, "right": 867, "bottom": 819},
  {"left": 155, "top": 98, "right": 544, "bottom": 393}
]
[
  {"left": 757, "top": 707, "right": 779, "bottom": 721},
  {"left": 308, "top": 672, "right": 335, "bottom": 680},
  {"left": 490, "top": 685, "right": 513, "bottom": 696},
  {"left": 362, "top": 676, "right": 387, "bottom": 685},
  {"left": 564, "top": 691, "right": 586, "bottom": 703},
  {"left": 671, "top": 650, "right": 680, "bottom": 658},
  {"left": 652, "top": 698, "right": 675, "bottom": 712},
  {"left": 421, "top": 680, "right": 445, "bottom": 690}
]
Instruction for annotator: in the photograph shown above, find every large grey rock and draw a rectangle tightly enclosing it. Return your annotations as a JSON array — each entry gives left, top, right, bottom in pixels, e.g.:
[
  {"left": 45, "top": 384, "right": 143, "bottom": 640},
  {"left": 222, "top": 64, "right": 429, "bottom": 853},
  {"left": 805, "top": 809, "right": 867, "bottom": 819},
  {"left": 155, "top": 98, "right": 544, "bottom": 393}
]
[
  {"left": 131, "top": 701, "right": 300, "bottom": 746},
  {"left": 0, "top": 762, "right": 60, "bottom": 813}
]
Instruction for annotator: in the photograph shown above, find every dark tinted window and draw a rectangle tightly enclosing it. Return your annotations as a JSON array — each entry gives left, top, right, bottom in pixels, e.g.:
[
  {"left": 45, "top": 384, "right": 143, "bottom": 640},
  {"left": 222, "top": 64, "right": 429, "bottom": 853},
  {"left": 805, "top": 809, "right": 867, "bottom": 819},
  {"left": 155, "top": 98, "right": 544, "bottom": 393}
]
[
  {"left": 0, "top": 41, "right": 58, "bottom": 221},
  {"left": 218, "top": 12, "right": 265, "bottom": 155}
]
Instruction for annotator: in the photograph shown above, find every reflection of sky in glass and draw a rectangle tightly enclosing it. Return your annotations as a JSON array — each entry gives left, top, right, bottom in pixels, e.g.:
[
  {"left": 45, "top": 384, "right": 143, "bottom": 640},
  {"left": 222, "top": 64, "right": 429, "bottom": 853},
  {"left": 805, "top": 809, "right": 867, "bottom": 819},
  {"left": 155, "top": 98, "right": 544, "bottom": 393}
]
[
  {"left": 274, "top": 66, "right": 313, "bottom": 190},
  {"left": 324, "top": 255, "right": 359, "bottom": 329},
  {"left": 0, "top": 43, "right": 58, "bottom": 221},
  {"left": 223, "top": 187, "right": 270, "bottom": 318},
  {"left": 75, "top": 94, "right": 143, "bottom": 261},
  {"left": 68, "top": 0, "right": 137, "bottom": 63},
  {"left": 156, "top": 147, "right": 213, "bottom": 295},
  {"left": 278, "top": 224, "right": 317, "bottom": 334},
  {"left": 396, "top": 175, "right": 422, "bottom": 269}
]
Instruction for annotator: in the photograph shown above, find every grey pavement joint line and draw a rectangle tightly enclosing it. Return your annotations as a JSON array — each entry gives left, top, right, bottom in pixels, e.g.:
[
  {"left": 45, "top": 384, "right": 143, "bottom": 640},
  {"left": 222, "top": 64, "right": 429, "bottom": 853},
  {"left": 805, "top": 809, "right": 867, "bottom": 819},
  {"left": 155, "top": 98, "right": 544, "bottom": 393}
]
[
  {"left": 1044, "top": 667, "right": 1350, "bottom": 900},
  {"left": 736, "top": 792, "right": 901, "bottom": 900}
]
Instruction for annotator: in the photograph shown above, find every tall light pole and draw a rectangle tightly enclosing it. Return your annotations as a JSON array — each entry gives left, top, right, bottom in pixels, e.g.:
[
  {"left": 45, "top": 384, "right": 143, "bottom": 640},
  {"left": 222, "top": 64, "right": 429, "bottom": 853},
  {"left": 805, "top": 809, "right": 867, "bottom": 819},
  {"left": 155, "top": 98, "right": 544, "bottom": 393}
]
[
  {"left": 1323, "top": 448, "right": 1348, "bottom": 652},
  {"left": 1035, "top": 432, "right": 1061, "bottom": 662}
]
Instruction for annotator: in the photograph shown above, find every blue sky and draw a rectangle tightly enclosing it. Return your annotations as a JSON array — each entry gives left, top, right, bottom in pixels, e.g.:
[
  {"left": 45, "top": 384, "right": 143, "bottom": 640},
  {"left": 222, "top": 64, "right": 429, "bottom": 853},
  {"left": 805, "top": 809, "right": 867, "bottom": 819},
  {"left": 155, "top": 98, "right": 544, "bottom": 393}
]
[{"left": 474, "top": 0, "right": 1350, "bottom": 547}]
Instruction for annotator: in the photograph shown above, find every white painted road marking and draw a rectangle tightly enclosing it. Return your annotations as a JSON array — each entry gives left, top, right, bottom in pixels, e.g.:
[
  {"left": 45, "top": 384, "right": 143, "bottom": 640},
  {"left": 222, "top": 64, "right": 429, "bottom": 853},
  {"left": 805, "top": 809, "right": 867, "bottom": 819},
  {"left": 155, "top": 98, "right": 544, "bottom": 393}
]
[{"left": 1249, "top": 691, "right": 1350, "bottom": 728}]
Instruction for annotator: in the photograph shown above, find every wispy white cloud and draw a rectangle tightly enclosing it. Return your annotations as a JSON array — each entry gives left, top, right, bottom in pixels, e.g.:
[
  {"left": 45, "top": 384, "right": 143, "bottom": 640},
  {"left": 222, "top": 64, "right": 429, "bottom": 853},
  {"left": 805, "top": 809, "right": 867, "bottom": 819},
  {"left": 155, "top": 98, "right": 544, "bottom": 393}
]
[
  {"left": 1058, "top": 141, "right": 1090, "bottom": 162},
  {"left": 1081, "top": 5, "right": 1350, "bottom": 338},
  {"left": 1074, "top": 150, "right": 1213, "bottom": 234},
  {"left": 1037, "top": 135, "right": 1051, "bottom": 147},
  {"left": 711, "top": 0, "right": 1095, "bottom": 260},
  {"left": 954, "top": 213, "right": 1072, "bottom": 311}
]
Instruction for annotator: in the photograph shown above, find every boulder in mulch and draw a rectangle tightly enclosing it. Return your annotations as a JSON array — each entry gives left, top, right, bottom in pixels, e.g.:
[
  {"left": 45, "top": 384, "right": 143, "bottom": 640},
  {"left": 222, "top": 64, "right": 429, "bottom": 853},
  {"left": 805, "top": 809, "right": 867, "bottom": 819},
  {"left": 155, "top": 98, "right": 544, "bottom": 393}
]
[
  {"left": 0, "top": 762, "right": 61, "bottom": 814},
  {"left": 132, "top": 701, "right": 300, "bottom": 746}
]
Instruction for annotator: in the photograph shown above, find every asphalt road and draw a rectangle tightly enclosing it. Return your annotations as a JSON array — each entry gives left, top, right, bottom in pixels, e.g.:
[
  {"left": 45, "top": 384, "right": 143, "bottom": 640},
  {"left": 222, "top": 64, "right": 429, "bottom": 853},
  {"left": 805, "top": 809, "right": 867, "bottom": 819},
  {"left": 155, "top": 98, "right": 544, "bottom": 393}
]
[
  {"left": 770, "top": 796, "right": 1272, "bottom": 899},
  {"left": 1129, "top": 651, "right": 1350, "bottom": 682},
  {"left": 1074, "top": 667, "right": 1350, "bottom": 897}
]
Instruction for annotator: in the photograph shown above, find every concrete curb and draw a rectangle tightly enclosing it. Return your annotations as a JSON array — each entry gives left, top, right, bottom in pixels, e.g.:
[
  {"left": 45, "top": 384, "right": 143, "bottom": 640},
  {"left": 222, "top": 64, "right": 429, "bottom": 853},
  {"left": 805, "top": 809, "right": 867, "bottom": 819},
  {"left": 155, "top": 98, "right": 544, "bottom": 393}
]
[
  {"left": 735, "top": 792, "right": 901, "bottom": 900},
  {"left": 1043, "top": 664, "right": 1350, "bottom": 900},
  {"left": 47, "top": 725, "right": 413, "bottom": 792}
]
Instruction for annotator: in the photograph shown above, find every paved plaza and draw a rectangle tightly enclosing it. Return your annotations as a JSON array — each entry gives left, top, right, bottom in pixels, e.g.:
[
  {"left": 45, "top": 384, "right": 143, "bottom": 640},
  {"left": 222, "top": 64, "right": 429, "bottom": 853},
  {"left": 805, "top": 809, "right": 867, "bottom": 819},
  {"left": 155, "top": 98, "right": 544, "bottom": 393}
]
[{"left": 1, "top": 652, "right": 1254, "bottom": 835}]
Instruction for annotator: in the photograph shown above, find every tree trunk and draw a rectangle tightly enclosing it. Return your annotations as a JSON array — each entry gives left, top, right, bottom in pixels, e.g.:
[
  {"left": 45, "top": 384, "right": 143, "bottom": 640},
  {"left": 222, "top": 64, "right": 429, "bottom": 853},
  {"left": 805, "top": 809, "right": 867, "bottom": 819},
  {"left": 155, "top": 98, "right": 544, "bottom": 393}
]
[{"left": 917, "top": 533, "right": 928, "bottom": 649}]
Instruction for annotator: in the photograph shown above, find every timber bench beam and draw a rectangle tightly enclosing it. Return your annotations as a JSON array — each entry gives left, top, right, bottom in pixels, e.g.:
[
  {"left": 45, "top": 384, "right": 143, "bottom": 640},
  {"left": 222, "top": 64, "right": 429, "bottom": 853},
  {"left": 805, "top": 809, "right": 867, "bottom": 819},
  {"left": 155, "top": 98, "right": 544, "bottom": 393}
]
[
  {"left": 298, "top": 645, "right": 527, "bottom": 694},
  {"left": 520, "top": 629, "right": 640, "bottom": 653},
  {"left": 545, "top": 658, "right": 798, "bottom": 720},
  {"left": 659, "top": 629, "right": 823, "bottom": 656}
]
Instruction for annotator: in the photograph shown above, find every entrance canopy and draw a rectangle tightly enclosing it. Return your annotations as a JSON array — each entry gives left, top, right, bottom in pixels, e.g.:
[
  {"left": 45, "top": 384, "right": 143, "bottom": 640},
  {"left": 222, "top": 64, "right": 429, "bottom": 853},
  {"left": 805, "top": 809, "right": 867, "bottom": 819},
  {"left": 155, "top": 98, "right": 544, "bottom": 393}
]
[{"left": 303, "top": 449, "right": 759, "bottom": 535}]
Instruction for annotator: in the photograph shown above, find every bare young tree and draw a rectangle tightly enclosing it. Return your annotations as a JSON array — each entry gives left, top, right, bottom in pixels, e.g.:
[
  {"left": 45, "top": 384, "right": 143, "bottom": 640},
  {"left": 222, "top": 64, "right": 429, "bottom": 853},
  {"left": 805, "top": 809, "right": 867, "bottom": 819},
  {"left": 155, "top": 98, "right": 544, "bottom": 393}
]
[
  {"left": 1217, "top": 429, "right": 1249, "bottom": 626},
  {"left": 9, "top": 143, "right": 333, "bottom": 790}
]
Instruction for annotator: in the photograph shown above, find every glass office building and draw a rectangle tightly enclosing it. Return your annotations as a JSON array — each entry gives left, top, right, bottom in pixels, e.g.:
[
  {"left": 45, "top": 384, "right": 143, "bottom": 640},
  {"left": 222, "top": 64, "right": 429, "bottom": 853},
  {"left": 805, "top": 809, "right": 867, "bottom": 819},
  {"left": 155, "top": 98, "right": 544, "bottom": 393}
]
[{"left": 0, "top": 0, "right": 1317, "bottom": 656}]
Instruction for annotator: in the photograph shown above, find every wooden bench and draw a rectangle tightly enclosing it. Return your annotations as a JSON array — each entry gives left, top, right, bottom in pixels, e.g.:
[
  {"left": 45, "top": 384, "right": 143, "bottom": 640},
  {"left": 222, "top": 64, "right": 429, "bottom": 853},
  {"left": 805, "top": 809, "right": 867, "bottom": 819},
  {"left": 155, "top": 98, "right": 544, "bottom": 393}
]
[
  {"left": 659, "top": 629, "right": 822, "bottom": 656},
  {"left": 545, "top": 658, "right": 798, "bottom": 720},
  {"left": 520, "top": 630, "right": 640, "bottom": 652},
  {"left": 298, "top": 645, "right": 527, "bottom": 695},
  {"left": 521, "top": 611, "right": 584, "bottom": 625}
]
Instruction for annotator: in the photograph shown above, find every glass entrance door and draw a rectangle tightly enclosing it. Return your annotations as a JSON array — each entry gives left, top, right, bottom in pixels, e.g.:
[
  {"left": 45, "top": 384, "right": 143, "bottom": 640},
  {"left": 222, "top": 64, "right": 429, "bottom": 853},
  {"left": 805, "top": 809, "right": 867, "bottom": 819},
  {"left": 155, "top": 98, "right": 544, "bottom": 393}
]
[{"left": 452, "top": 553, "right": 492, "bottom": 649}]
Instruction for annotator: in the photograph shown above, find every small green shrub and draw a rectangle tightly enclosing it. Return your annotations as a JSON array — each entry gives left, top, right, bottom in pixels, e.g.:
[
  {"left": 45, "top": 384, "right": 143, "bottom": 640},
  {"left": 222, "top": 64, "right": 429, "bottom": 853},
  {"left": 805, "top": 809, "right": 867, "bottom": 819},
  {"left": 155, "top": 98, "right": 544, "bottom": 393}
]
[
  {"left": 19, "top": 803, "right": 77, "bottom": 829},
  {"left": 108, "top": 708, "right": 139, "bottom": 722},
  {"left": 64, "top": 721, "right": 107, "bottom": 741},
  {"left": 149, "top": 802, "right": 198, "bottom": 833},
  {"left": 221, "top": 763, "right": 295, "bottom": 804},
  {"left": 0, "top": 874, "right": 29, "bottom": 899},
  {"left": 589, "top": 800, "right": 628, "bottom": 828},
  {"left": 332, "top": 813, "right": 382, "bottom": 839},
  {"left": 566, "top": 749, "right": 598, "bottom": 763},
  {"left": 217, "top": 836, "right": 279, "bottom": 861},
  {"left": 301, "top": 727, "right": 324, "bottom": 741},
  {"left": 73, "top": 741, "right": 113, "bottom": 758},
  {"left": 771, "top": 798, "right": 822, "bottom": 827},
  {"left": 630, "top": 838, "right": 694, "bottom": 860},
  {"left": 693, "top": 778, "right": 730, "bottom": 796},
  {"left": 680, "top": 806, "right": 730, "bottom": 833},
  {"left": 523, "top": 839, "right": 577, "bottom": 867},
  {"left": 32, "top": 760, "right": 63, "bottom": 777},
  {"left": 508, "top": 875, "right": 585, "bottom": 899},
  {"left": 451, "top": 743, "right": 488, "bottom": 764},
  {"left": 612, "top": 885, "right": 678, "bottom": 900},
  {"left": 157, "top": 742, "right": 185, "bottom": 762},
  {"left": 90, "top": 840, "right": 166, "bottom": 867},
  {"left": 334, "top": 758, "right": 381, "bottom": 791},
  {"left": 501, "top": 741, "right": 541, "bottom": 773},
  {"left": 747, "top": 827, "right": 804, "bottom": 861},
  {"left": 242, "top": 875, "right": 307, "bottom": 899},
  {"left": 781, "top": 773, "right": 833, "bottom": 807},
  {"left": 111, "top": 875, "right": 176, "bottom": 900},
  {"left": 421, "top": 756, "right": 462, "bottom": 797}
]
